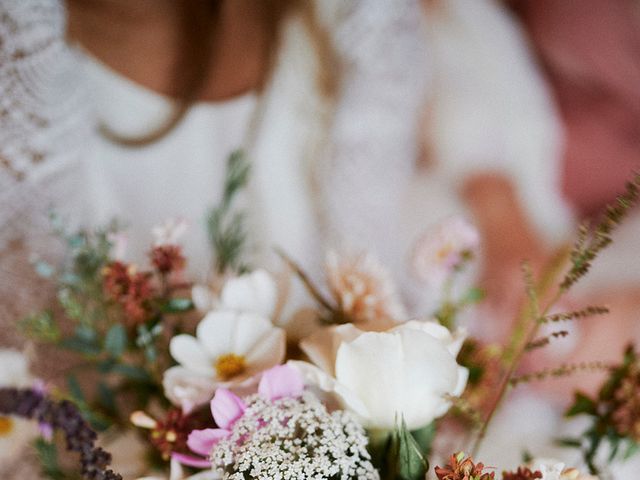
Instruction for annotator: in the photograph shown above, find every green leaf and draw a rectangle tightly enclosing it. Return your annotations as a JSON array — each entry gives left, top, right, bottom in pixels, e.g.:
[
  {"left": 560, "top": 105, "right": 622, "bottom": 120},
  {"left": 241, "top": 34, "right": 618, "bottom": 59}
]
[
  {"left": 389, "top": 420, "right": 429, "bottom": 480},
  {"left": 57, "top": 289, "right": 84, "bottom": 320},
  {"left": 67, "top": 375, "right": 85, "bottom": 404},
  {"left": 111, "top": 364, "right": 152, "bottom": 382},
  {"left": 19, "top": 311, "right": 60, "bottom": 343},
  {"left": 566, "top": 392, "right": 597, "bottom": 417},
  {"left": 97, "top": 358, "right": 117, "bottom": 373},
  {"left": 75, "top": 324, "right": 97, "bottom": 342},
  {"left": 161, "top": 298, "right": 194, "bottom": 313},
  {"left": 34, "top": 438, "right": 66, "bottom": 480},
  {"left": 207, "top": 150, "right": 252, "bottom": 274},
  {"left": 104, "top": 324, "right": 127, "bottom": 357},
  {"left": 59, "top": 335, "right": 101, "bottom": 356},
  {"left": 410, "top": 423, "right": 436, "bottom": 456},
  {"left": 96, "top": 382, "right": 116, "bottom": 414},
  {"left": 461, "top": 287, "right": 485, "bottom": 305},
  {"left": 556, "top": 437, "right": 583, "bottom": 448},
  {"left": 34, "top": 260, "right": 56, "bottom": 278},
  {"left": 624, "top": 440, "right": 640, "bottom": 460}
]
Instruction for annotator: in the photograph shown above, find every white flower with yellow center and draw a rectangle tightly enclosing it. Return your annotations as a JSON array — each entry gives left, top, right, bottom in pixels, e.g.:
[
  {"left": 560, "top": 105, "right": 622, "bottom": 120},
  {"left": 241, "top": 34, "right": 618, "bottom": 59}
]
[
  {"left": 0, "top": 349, "right": 37, "bottom": 464},
  {"left": 163, "top": 311, "right": 285, "bottom": 412}
]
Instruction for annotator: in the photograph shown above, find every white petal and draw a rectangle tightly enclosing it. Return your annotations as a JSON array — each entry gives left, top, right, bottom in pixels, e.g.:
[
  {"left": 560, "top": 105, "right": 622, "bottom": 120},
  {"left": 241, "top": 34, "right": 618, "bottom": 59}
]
[
  {"left": 169, "top": 335, "right": 213, "bottom": 376},
  {"left": 220, "top": 269, "right": 277, "bottom": 318},
  {"left": 186, "top": 470, "right": 223, "bottom": 480},
  {"left": 162, "top": 366, "right": 216, "bottom": 412},
  {"left": 0, "top": 349, "right": 31, "bottom": 387},
  {"left": 230, "top": 313, "right": 277, "bottom": 356},
  {"left": 243, "top": 327, "right": 286, "bottom": 374},
  {"left": 335, "top": 331, "right": 404, "bottom": 429},
  {"left": 395, "top": 320, "right": 467, "bottom": 356},
  {"left": 196, "top": 311, "right": 239, "bottom": 358},
  {"left": 0, "top": 418, "right": 36, "bottom": 463},
  {"left": 300, "top": 324, "right": 363, "bottom": 376},
  {"left": 335, "top": 329, "right": 460, "bottom": 430},
  {"left": 290, "top": 360, "right": 370, "bottom": 419},
  {"left": 192, "top": 285, "right": 216, "bottom": 312},
  {"left": 453, "top": 366, "right": 469, "bottom": 397},
  {"left": 395, "top": 329, "right": 460, "bottom": 429}
]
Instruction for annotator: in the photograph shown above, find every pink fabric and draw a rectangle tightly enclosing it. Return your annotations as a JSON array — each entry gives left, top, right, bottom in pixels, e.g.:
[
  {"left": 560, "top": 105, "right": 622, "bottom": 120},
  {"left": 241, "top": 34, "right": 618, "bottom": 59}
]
[{"left": 513, "top": 0, "right": 640, "bottom": 217}]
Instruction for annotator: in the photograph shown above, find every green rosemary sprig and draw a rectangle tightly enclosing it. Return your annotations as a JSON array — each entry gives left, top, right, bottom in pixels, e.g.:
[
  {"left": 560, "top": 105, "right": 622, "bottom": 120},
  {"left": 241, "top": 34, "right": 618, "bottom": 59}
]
[{"left": 207, "top": 150, "right": 251, "bottom": 275}]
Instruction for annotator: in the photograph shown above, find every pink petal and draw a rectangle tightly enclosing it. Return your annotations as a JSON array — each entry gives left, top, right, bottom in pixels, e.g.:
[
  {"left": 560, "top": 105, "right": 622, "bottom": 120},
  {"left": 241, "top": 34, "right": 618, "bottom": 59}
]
[
  {"left": 170, "top": 452, "right": 211, "bottom": 468},
  {"left": 187, "top": 428, "right": 230, "bottom": 456},
  {"left": 39, "top": 422, "right": 53, "bottom": 442},
  {"left": 211, "top": 389, "right": 246, "bottom": 429},
  {"left": 258, "top": 364, "right": 304, "bottom": 401}
]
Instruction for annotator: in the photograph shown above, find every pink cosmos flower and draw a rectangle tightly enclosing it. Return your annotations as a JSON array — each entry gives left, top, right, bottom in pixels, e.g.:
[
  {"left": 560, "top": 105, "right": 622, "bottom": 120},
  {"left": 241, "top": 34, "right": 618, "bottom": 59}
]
[
  {"left": 411, "top": 216, "right": 480, "bottom": 288},
  {"left": 176, "top": 365, "right": 304, "bottom": 467}
]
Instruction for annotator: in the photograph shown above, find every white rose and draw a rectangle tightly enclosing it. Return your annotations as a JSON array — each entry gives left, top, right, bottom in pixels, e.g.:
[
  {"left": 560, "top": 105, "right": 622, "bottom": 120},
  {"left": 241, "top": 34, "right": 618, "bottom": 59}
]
[{"left": 294, "top": 320, "right": 468, "bottom": 430}]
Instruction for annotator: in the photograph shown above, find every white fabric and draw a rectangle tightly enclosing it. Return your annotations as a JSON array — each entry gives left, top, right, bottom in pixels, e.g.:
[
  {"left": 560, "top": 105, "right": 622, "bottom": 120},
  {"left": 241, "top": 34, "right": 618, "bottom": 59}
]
[{"left": 80, "top": 54, "right": 258, "bottom": 277}]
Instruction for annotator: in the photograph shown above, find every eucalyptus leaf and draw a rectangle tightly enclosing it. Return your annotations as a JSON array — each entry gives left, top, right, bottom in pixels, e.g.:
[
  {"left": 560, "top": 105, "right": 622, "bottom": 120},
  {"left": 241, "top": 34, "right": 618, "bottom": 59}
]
[
  {"left": 111, "top": 364, "right": 152, "bottom": 382},
  {"left": 34, "top": 260, "right": 56, "bottom": 278},
  {"left": 96, "top": 382, "right": 116, "bottom": 415},
  {"left": 104, "top": 324, "right": 127, "bottom": 357},
  {"left": 162, "top": 298, "right": 194, "bottom": 313},
  {"left": 60, "top": 336, "right": 101, "bottom": 356}
]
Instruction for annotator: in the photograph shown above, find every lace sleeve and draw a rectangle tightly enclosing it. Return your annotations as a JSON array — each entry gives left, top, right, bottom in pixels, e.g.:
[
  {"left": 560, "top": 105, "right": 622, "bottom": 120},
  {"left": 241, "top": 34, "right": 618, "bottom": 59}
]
[
  {"left": 0, "top": 0, "right": 90, "bottom": 341},
  {"left": 314, "top": 0, "right": 431, "bottom": 294}
]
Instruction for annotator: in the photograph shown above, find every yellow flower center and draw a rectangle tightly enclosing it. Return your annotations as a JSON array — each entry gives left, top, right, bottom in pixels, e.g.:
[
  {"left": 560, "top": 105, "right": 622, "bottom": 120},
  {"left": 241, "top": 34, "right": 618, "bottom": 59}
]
[
  {"left": 215, "top": 353, "right": 246, "bottom": 381},
  {"left": 437, "top": 244, "right": 454, "bottom": 261},
  {"left": 0, "top": 416, "right": 14, "bottom": 436}
]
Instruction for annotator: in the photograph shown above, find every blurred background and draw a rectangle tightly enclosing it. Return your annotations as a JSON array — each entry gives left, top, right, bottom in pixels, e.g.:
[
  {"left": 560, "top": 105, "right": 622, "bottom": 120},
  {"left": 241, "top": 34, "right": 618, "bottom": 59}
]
[{"left": 0, "top": 0, "right": 639, "bottom": 477}]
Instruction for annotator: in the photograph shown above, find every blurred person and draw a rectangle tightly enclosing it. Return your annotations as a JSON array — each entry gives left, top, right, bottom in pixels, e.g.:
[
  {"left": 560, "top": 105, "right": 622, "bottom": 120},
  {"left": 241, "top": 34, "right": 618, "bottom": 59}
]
[
  {"left": 0, "top": 1, "right": 429, "bottom": 336},
  {"left": 0, "top": 0, "right": 570, "bottom": 336}
]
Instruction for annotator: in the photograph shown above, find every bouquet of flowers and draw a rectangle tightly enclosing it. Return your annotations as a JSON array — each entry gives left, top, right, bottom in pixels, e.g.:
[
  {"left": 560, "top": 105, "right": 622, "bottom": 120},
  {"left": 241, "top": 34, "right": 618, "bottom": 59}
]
[{"left": 2, "top": 155, "right": 640, "bottom": 480}]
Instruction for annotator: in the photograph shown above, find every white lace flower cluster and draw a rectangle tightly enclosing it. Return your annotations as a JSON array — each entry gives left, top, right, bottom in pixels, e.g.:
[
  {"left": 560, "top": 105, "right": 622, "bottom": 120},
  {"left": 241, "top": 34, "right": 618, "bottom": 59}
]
[{"left": 210, "top": 392, "right": 379, "bottom": 480}]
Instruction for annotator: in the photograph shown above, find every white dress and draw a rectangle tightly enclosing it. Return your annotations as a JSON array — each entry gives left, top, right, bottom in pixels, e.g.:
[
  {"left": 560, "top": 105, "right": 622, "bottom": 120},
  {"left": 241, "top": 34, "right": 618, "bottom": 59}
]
[{"left": 81, "top": 56, "right": 259, "bottom": 276}]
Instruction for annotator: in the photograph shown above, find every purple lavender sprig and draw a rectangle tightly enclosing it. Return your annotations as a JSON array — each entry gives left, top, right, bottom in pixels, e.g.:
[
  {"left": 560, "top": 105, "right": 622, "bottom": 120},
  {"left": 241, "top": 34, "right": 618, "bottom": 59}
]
[{"left": 0, "top": 387, "right": 122, "bottom": 480}]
